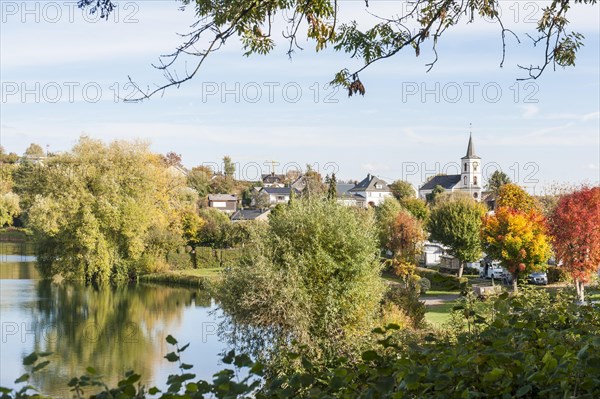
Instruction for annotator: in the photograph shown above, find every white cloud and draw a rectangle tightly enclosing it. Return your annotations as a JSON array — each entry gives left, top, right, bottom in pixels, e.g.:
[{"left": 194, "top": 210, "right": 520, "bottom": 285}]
[{"left": 521, "top": 104, "right": 540, "bottom": 118}]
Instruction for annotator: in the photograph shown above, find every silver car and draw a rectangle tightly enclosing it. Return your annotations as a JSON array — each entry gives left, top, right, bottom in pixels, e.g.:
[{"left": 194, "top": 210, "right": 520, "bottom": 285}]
[{"left": 527, "top": 272, "right": 548, "bottom": 285}]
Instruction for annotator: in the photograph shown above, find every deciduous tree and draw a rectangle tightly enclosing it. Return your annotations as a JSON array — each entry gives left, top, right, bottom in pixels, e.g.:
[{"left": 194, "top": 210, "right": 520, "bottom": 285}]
[
  {"left": 399, "top": 197, "right": 429, "bottom": 223},
  {"left": 388, "top": 210, "right": 425, "bottom": 273},
  {"left": 389, "top": 180, "right": 415, "bottom": 201},
  {"left": 23, "top": 143, "right": 45, "bottom": 159},
  {"left": 482, "top": 207, "right": 552, "bottom": 292},
  {"left": 486, "top": 170, "right": 511, "bottom": 194},
  {"left": 549, "top": 187, "right": 600, "bottom": 301},
  {"left": 0, "top": 193, "right": 20, "bottom": 227},
  {"left": 218, "top": 198, "right": 385, "bottom": 361},
  {"left": 374, "top": 197, "right": 403, "bottom": 251},
  {"left": 428, "top": 196, "right": 486, "bottom": 278},
  {"left": 81, "top": 1, "right": 597, "bottom": 100},
  {"left": 426, "top": 185, "right": 445, "bottom": 204},
  {"left": 187, "top": 165, "right": 213, "bottom": 198},
  {"left": 497, "top": 183, "right": 539, "bottom": 212},
  {"left": 17, "top": 137, "right": 182, "bottom": 282}
]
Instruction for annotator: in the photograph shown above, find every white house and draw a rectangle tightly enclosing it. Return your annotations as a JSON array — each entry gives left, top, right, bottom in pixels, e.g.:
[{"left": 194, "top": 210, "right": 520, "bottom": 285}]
[
  {"left": 418, "top": 133, "right": 484, "bottom": 201},
  {"left": 348, "top": 174, "right": 393, "bottom": 207},
  {"left": 336, "top": 183, "right": 367, "bottom": 207},
  {"left": 256, "top": 187, "right": 300, "bottom": 206},
  {"left": 420, "top": 241, "right": 447, "bottom": 267}
]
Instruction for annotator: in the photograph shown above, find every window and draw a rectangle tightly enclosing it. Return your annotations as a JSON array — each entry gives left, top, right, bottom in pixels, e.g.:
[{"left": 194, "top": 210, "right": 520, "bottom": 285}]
[
  {"left": 464, "top": 163, "right": 467, "bottom": 172},
  {"left": 375, "top": 183, "right": 382, "bottom": 189},
  {"left": 473, "top": 192, "right": 479, "bottom": 199},
  {"left": 473, "top": 176, "right": 478, "bottom": 185},
  {"left": 464, "top": 176, "right": 467, "bottom": 185}
]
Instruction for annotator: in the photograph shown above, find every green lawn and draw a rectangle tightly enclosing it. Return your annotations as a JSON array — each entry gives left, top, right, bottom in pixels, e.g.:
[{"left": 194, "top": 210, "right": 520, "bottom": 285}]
[
  {"left": 425, "top": 302, "right": 457, "bottom": 326},
  {"left": 174, "top": 268, "right": 223, "bottom": 278},
  {"left": 422, "top": 290, "right": 460, "bottom": 296}
]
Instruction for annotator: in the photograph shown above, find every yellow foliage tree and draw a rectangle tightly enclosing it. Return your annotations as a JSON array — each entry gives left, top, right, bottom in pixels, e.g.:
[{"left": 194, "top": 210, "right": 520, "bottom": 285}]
[{"left": 482, "top": 207, "right": 552, "bottom": 292}]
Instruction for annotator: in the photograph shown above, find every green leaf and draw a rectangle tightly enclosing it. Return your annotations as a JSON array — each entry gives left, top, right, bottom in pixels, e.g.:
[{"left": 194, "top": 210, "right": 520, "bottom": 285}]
[
  {"left": 14, "top": 374, "right": 29, "bottom": 384},
  {"left": 181, "top": 363, "right": 194, "bottom": 370},
  {"left": 186, "top": 383, "right": 198, "bottom": 393},
  {"left": 164, "top": 352, "right": 180, "bottom": 362},
  {"left": 361, "top": 350, "right": 379, "bottom": 361},
  {"left": 179, "top": 343, "right": 190, "bottom": 353},
  {"left": 166, "top": 335, "right": 178, "bottom": 345},
  {"left": 148, "top": 387, "right": 160, "bottom": 395},
  {"left": 86, "top": 366, "right": 97, "bottom": 375},
  {"left": 22, "top": 353, "right": 38, "bottom": 366},
  {"left": 483, "top": 368, "right": 504, "bottom": 383},
  {"left": 32, "top": 361, "right": 50, "bottom": 372},
  {"left": 516, "top": 385, "right": 532, "bottom": 397},
  {"left": 126, "top": 373, "right": 141, "bottom": 384}
]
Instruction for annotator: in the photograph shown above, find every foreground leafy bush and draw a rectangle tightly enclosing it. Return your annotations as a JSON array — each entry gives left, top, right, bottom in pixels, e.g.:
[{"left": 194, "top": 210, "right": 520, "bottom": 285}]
[
  {"left": 218, "top": 198, "right": 385, "bottom": 362},
  {"left": 415, "top": 267, "right": 467, "bottom": 291},
  {"left": 3, "top": 289, "right": 598, "bottom": 398}
]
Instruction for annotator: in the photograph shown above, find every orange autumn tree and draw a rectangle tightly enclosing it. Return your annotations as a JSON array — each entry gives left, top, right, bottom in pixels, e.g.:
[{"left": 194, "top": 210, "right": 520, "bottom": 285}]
[
  {"left": 387, "top": 210, "right": 425, "bottom": 280},
  {"left": 550, "top": 186, "right": 600, "bottom": 302},
  {"left": 482, "top": 186, "right": 551, "bottom": 292}
]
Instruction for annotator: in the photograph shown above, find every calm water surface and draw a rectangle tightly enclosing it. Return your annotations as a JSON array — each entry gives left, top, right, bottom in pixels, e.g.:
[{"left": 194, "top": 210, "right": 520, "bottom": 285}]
[{"left": 0, "top": 243, "right": 227, "bottom": 398}]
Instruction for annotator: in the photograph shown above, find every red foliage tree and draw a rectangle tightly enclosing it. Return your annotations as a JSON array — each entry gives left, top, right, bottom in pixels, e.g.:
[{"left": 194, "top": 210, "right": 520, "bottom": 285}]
[{"left": 550, "top": 186, "right": 600, "bottom": 301}]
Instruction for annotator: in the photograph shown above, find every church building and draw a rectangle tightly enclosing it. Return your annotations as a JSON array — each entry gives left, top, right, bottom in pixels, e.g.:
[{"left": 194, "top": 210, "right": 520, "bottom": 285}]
[{"left": 418, "top": 134, "right": 484, "bottom": 201}]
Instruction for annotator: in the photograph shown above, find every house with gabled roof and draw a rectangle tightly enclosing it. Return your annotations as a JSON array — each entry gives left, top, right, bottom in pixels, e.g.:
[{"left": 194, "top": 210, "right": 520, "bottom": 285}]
[
  {"left": 261, "top": 173, "right": 286, "bottom": 188},
  {"left": 418, "top": 133, "right": 484, "bottom": 201},
  {"left": 255, "top": 187, "right": 301, "bottom": 206},
  {"left": 231, "top": 208, "right": 271, "bottom": 222},
  {"left": 208, "top": 194, "right": 238, "bottom": 213},
  {"left": 336, "top": 183, "right": 367, "bottom": 208},
  {"left": 348, "top": 174, "right": 393, "bottom": 207}
]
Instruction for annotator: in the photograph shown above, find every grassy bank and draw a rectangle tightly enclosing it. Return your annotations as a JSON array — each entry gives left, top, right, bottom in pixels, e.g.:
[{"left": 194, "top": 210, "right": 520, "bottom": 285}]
[
  {"left": 0, "top": 228, "right": 33, "bottom": 243},
  {"left": 138, "top": 268, "right": 222, "bottom": 289}
]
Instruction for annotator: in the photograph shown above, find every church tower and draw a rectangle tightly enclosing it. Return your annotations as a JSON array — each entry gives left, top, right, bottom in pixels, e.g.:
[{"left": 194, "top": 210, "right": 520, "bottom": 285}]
[{"left": 460, "top": 133, "right": 483, "bottom": 200}]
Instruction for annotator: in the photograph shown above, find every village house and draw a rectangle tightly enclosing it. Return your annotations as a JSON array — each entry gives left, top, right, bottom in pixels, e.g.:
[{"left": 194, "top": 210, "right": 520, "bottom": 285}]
[
  {"left": 347, "top": 174, "right": 393, "bottom": 208},
  {"left": 336, "top": 183, "right": 367, "bottom": 208},
  {"left": 261, "top": 173, "right": 286, "bottom": 188},
  {"left": 207, "top": 194, "right": 238, "bottom": 213},
  {"left": 231, "top": 208, "right": 271, "bottom": 222},
  {"left": 255, "top": 187, "right": 301, "bottom": 206},
  {"left": 420, "top": 241, "right": 447, "bottom": 267},
  {"left": 419, "top": 134, "right": 484, "bottom": 201}
]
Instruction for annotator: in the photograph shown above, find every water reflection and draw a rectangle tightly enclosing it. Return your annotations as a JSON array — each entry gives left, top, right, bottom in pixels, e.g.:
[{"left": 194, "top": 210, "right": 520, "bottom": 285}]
[{"left": 1, "top": 262, "right": 224, "bottom": 397}]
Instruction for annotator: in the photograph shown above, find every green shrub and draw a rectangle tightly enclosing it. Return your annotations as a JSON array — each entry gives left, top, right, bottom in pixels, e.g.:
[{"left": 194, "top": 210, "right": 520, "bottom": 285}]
[
  {"left": 166, "top": 248, "right": 193, "bottom": 270},
  {"left": 218, "top": 198, "right": 385, "bottom": 361},
  {"left": 418, "top": 277, "right": 431, "bottom": 294},
  {"left": 415, "top": 267, "right": 467, "bottom": 291},
  {"left": 546, "top": 265, "right": 571, "bottom": 283},
  {"left": 384, "top": 283, "right": 426, "bottom": 329}
]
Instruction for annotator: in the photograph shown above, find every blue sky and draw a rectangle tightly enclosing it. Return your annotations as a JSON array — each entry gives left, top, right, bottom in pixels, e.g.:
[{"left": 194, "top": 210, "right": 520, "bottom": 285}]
[{"left": 1, "top": 0, "right": 599, "bottom": 191}]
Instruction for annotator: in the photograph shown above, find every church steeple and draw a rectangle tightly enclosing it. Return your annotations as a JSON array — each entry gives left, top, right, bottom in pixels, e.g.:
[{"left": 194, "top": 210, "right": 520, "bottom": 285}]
[
  {"left": 465, "top": 133, "right": 475, "bottom": 157},
  {"left": 461, "top": 130, "right": 480, "bottom": 160}
]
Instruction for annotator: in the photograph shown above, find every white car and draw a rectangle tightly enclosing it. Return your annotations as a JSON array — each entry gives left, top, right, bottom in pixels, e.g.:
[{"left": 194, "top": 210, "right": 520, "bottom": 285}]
[{"left": 481, "top": 262, "right": 507, "bottom": 279}]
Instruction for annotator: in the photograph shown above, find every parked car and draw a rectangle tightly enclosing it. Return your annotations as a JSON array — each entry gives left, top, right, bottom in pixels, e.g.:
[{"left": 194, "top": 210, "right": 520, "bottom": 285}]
[
  {"left": 527, "top": 272, "right": 548, "bottom": 285},
  {"left": 481, "top": 262, "right": 506, "bottom": 279}
]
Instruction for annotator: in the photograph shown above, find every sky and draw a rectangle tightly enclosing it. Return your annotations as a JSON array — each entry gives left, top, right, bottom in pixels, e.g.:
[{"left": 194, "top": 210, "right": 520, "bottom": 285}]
[{"left": 1, "top": 0, "right": 599, "bottom": 192}]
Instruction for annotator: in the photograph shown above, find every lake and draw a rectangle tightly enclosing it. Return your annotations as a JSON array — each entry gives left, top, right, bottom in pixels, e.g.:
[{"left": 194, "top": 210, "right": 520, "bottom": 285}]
[{"left": 0, "top": 242, "right": 228, "bottom": 398}]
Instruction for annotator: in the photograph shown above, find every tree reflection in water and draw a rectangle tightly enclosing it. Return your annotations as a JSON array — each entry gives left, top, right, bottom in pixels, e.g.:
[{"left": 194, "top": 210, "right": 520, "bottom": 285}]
[{"left": 26, "top": 281, "right": 211, "bottom": 397}]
